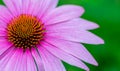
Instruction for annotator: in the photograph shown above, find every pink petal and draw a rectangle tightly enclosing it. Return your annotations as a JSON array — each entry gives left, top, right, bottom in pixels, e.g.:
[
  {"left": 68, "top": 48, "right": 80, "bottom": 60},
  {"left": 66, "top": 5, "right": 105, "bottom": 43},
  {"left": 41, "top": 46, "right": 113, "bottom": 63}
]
[
  {"left": 40, "top": 42, "right": 89, "bottom": 71},
  {"left": 37, "top": 0, "right": 58, "bottom": 18},
  {"left": 25, "top": 0, "right": 41, "bottom": 15},
  {"left": 18, "top": 51, "right": 27, "bottom": 71},
  {"left": 0, "top": 6, "right": 13, "bottom": 25},
  {"left": 0, "top": 48, "right": 37, "bottom": 71},
  {"left": 4, "top": 49, "right": 27, "bottom": 71},
  {"left": 31, "top": 48, "right": 44, "bottom": 71},
  {"left": 43, "top": 5, "right": 84, "bottom": 25},
  {"left": 47, "top": 29, "right": 104, "bottom": 44},
  {"left": 3, "top": 0, "right": 22, "bottom": 16},
  {"left": 22, "top": 0, "right": 30, "bottom": 14},
  {"left": 0, "top": 30, "right": 7, "bottom": 37},
  {"left": 45, "top": 36, "right": 98, "bottom": 66},
  {"left": 22, "top": 0, "right": 58, "bottom": 16},
  {"left": 0, "top": 47, "right": 15, "bottom": 71},
  {"left": 26, "top": 50, "right": 37, "bottom": 71},
  {"left": 0, "top": 26, "right": 6, "bottom": 32},
  {"left": 11, "top": 49, "right": 24, "bottom": 71},
  {"left": 46, "top": 18, "right": 99, "bottom": 31},
  {"left": 39, "top": 47, "right": 66, "bottom": 71},
  {"left": 0, "top": 39, "right": 12, "bottom": 55}
]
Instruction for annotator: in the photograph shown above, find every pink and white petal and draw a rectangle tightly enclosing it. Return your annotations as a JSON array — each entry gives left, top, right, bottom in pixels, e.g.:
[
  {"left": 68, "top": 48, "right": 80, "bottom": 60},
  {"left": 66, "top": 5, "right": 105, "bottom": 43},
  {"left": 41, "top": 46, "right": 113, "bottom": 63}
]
[
  {"left": 46, "top": 18, "right": 99, "bottom": 31},
  {"left": 0, "top": 6, "right": 13, "bottom": 25},
  {"left": 40, "top": 42, "right": 89, "bottom": 71},
  {"left": 43, "top": 5, "right": 84, "bottom": 25},
  {"left": 45, "top": 36, "right": 98, "bottom": 66},
  {"left": 3, "top": 0, "right": 22, "bottom": 16},
  {"left": 39, "top": 47, "right": 66, "bottom": 71},
  {"left": 31, "top": 48, "right": 45, "bottom": 71},
  {"left": 26, "top": 50, "right": 37, "bottom": 71},
  {"left": 47, "top": 29, "right": 104, "bottom": 44}
]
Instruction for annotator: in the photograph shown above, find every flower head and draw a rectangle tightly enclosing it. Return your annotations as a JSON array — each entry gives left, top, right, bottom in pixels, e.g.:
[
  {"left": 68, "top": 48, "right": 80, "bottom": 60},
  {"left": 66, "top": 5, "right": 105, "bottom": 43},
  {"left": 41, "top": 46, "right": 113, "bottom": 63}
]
[{"left": 0, "top": 0, "right": 104, "bottom": 71}]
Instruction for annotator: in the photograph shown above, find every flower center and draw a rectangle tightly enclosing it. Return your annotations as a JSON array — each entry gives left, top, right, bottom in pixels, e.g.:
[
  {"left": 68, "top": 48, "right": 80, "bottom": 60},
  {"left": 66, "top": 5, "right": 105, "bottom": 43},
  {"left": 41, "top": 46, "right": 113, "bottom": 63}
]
[{"left": 7, "top": 14, "right": 45, "bottom": 50}]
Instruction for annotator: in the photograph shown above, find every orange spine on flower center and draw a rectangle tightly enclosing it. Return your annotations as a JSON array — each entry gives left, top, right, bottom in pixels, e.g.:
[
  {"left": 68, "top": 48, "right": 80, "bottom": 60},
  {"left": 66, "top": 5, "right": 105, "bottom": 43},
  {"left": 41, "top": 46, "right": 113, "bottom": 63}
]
[{"left": 7, "top": 14, "right": 45, "bottom": 50}]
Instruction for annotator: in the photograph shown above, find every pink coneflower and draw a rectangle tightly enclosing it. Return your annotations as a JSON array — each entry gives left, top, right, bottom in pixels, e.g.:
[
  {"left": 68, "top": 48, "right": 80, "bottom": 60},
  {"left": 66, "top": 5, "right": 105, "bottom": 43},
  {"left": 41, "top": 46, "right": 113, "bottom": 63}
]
[{"left": 0, "top": 0, "right": 104, "bottom": 71}]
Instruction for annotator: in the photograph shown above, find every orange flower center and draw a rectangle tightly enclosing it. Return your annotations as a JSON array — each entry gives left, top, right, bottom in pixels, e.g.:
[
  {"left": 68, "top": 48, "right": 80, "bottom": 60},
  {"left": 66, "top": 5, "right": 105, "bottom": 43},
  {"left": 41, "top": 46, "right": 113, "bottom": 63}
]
[{"left": 7, "top": 14, "right": 45, "bottom": 50}]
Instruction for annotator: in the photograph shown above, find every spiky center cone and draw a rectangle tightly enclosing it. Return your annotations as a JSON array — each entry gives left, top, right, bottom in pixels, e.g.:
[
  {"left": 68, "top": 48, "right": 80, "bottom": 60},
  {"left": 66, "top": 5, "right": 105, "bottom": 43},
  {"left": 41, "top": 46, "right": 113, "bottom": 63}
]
[{"left": 7, "top": 14, "right": 45, "bottom": 50}]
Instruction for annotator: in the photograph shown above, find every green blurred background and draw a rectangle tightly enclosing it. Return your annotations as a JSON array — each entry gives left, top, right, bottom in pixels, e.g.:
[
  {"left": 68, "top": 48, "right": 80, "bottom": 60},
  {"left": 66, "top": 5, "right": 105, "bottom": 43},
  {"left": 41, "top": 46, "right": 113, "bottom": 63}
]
[
  {"left": 58, "top": 0, "right": 120, "bottom": 71},
  {"left": 0, "top": 0, "right": 120, "bottom": 71}
]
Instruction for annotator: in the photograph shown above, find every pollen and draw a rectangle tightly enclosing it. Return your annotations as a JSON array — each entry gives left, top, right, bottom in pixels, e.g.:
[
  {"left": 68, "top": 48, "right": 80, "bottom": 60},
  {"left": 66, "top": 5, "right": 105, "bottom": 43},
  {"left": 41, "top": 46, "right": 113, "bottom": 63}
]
[{"left": 7, "top": 14, "right": 45, "bottom": 50}]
